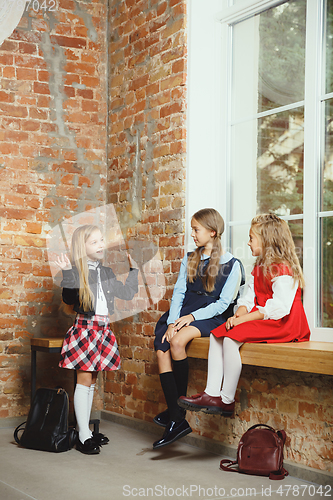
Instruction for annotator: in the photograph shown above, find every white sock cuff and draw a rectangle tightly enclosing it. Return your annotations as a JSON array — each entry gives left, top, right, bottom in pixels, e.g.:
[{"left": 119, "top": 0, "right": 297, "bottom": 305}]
[{"left": 75, "top": 383, "right": 90, "bottom": 394}]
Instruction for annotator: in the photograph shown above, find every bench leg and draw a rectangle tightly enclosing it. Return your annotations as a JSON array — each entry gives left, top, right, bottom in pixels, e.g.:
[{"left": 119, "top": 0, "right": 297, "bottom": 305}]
[{"left": 31, "top": 349, "right": 36, "bottom": 405}]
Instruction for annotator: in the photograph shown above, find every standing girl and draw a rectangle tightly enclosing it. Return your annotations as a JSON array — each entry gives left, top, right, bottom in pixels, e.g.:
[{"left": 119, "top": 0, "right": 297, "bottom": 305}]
[
  {"left": 153, "top": 208, "right": 242, "bottom": 449},
  {"left": 178, "top": 214, "right": 310, "bottom": 417},
  {"left": 56, "top": 225, "right": 138, "bottom": 455}
]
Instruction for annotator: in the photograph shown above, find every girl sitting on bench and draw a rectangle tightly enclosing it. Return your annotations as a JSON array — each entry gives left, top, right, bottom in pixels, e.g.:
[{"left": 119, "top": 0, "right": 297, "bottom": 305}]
[
  {"left": 153, "top": 208, "right": 241, "bottom": 449},
  {"left": 178, "top": 214, "right": 310, "bottom": 417}
]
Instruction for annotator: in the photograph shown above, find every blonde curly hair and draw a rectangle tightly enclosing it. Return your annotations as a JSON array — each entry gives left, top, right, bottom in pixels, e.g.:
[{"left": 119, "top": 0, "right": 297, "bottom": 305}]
[{"left": 250, "top": 214, "right": 305, "bottom": 288}]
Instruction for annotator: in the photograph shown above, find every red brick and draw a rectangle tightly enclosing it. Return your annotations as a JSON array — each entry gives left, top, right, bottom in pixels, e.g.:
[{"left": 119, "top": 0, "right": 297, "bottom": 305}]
[
  {"left": 0, "top": 53, "right": 14, "bottom": 65},
  {"left": 50, "top": 35, "right": 86, "bottom": 49},
  {"left": 16, "top": 68, "right": 37, "bottom": 81},
  {"left": 0, "top": 91, "right": 14, "bottom": 103},
  {"left": 33, "top": 82, "right": 50, "bottom": 95},
  {"left": 0, "top": 103, "right": 28, "bottom": 118}
]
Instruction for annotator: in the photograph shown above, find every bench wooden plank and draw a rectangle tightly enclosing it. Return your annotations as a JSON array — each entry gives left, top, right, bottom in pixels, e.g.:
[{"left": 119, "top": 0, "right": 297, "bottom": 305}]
[
  {"left": 186, "top": 338, "right": 333, "bottom": 376},
  {"left": 31, "top": 338, "right": 64, "bottom": 349},
  {"left": 31, "top": 337, "right": 333, "bottom": 376}
]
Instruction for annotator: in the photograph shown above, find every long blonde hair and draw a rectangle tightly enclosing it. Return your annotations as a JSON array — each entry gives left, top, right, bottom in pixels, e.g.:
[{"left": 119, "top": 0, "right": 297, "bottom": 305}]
[
  {"left": 70, "top": 224, "right": 101, "bottom": 311},
  {"left": 187, "top": 208, "right": 224, "bottom": 293},
  {"left": 251, "top": 214, "right": 305, "bottom": 288}
]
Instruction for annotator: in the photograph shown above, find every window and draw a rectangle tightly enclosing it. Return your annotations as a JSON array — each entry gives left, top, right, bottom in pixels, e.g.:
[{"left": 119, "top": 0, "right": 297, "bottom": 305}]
[{"left": 187, "top": 0, "right": 333, "bottom": 341}]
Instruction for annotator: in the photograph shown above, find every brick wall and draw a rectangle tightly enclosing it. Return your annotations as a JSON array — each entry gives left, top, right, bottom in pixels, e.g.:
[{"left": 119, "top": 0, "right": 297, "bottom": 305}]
[
  {"left": 104, "top": 0, "right": 187, "bottom": 419},
  {"left": 0, "top": 0, "right": 108, "bottom": 417},
  {"left": 0, "top": 0, "right": 331, "bottom": 475}
]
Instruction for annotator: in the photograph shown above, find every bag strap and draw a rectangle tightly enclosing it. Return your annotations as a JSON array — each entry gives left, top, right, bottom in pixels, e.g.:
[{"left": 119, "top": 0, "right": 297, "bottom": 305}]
[
  {"left": 14, "top": 422, "right": 26, "bottom": 445},
  {"left": 249, "top": 424, "right": 287, "bottom": 444},
  {"left": 269, "top": 468, "right": 289, "bottom": 480},
  {"left": 220, "top": 459, "right": 240, "bottom": 473},
  {"left": 277, "top": 429, "right": 287, "bottom": 446},
  {"left": 248, "top": 423, "right": 276, "bottom": 432}
]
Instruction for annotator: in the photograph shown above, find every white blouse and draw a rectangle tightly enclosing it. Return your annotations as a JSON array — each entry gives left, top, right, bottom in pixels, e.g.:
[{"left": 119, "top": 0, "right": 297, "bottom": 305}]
[{"left": 236, "top": 274, "right": 298, "bottom": 320}]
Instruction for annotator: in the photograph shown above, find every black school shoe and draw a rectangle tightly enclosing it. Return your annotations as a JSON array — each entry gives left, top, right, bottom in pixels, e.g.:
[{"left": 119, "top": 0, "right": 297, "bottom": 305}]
[
  {"left": 153, "top": 408, "right": 186, "bottom": 427},
  {"left": 153, "top": 418, "right": 192, "bottom": 449},
  {"left": 76, "top": 437, "right": 100, "bottom": 455},
  {"left": 92, "top": 432, "right": 109, "bottom": 446}
]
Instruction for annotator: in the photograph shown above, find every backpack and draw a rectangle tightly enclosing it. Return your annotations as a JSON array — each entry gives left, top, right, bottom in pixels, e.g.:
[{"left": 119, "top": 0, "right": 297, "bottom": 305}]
[
  {"left": 14, "top": 387, "right": 76, "bottom": 453},
  {"left": 220, "top": 424, "right": 289, "bottom": 480}
]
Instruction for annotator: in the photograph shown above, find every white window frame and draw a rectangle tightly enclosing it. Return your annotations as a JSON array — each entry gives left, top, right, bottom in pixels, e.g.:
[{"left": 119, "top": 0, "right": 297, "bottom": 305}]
[{"left": 186, "top": 0, "right": 332, "bottom": 341}]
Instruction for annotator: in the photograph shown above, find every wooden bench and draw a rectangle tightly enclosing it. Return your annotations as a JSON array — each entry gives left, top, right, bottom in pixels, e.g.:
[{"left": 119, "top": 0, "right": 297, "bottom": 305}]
[{"left": 186, "top": 338, "right": 333, "bottom": 376}]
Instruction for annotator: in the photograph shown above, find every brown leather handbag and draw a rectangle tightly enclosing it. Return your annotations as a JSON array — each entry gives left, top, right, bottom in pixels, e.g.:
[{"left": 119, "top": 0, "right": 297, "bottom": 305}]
[{"left": 220, "top": 424, "right": 289, "bottom": 480}]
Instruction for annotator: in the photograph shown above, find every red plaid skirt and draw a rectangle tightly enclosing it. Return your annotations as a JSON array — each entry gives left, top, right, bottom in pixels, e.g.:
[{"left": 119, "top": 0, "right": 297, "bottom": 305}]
[{"left": 59, "top": 314, "right": 121, "bottom": 372}]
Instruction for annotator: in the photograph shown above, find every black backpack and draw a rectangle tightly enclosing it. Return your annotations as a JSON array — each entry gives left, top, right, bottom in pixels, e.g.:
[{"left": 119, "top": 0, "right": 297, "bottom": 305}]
[{"left": 14, "top": 387, "right": 76, "bottom": 452}]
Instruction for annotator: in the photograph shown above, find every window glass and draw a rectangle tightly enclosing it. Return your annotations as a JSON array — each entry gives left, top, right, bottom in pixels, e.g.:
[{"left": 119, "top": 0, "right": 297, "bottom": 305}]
[
  {"left": 320, "top": 217, "right": 333, "bottom": 327},
  {"left": 288, "top": 219, "right": 303, "bottom": 268},
  {"left": 232, "top": 0, "right": 306, "bottom": 121},
  {"left": 257, "top": 109, "right": 304, "bottom": 215},
  {"left": 231, "top": 107, "right": 304, "bottom": 220},
  {"left": 258, "top": 1, "right": 306, "bottom": 113},
  {"left": 323, "top": 101, "right": 333, "bottom": 212},
  {"left": 325, "top": 0, "right": 333, "bottom": 94}
]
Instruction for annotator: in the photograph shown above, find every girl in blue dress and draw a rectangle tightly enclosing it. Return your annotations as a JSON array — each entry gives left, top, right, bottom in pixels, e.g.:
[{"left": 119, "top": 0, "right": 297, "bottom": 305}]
[{"left": 153, "top": 208, "right": 241, "bottom": 449}]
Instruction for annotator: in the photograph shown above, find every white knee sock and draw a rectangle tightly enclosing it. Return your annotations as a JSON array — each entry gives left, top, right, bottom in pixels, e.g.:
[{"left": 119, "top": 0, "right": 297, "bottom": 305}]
[
  {"left": 205, "top": 334, "right": 224, "bottom": 397},
  {"left": 88, "top": 383, "right": 95, "bottom": 422},
  {"left": 220, "top": 337, "right": 243, "bottom": 404},
  {"left": 74, "top": 384, "right": 93, "bottom": 443}
]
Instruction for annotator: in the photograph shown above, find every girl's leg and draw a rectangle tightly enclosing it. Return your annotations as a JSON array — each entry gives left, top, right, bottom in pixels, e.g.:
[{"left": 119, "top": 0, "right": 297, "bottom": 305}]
[
  {"left": 169, "top": 326, "right": 201, "bottom": 361},
  {"left": 205, "top": 334, "right": 224, "bottom": 397},
  {"left": 156, "top": 349, "right": 183, "bottom": 422},
  {"left": 88, "top": 371, "right": 98, "bottom": 421},
  {"left": 75, "top": 370, "right": 94, "bottom": 443},
  {"left": 220, "top": 337, "right": 243, "bottom": 404},
  {"left": 170, "top": 326, "right": 201, "bottom": 399}
]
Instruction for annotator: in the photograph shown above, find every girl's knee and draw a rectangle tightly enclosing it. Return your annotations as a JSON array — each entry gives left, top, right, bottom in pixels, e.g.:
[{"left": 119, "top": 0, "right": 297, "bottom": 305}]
[
  {"left": 76, "top": 371, "right": 93, "bottom": 387},
  {"left": 170, "top": 335, "right": 186, "bottom": 352}
]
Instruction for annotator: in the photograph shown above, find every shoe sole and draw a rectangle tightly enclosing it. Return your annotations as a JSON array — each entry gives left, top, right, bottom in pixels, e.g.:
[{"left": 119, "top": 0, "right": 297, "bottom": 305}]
[
  {"left": 153, "top": 417, "right": 168, "bottom": 428},
  {"left": 153, "top": 427, "right": 192, "bottom": 449},
  {"left": 76, "top": 447, "right": 100, "bottom": 455},
  {"left": 178, "top": 400, "right": 233, "bottom": 417}
]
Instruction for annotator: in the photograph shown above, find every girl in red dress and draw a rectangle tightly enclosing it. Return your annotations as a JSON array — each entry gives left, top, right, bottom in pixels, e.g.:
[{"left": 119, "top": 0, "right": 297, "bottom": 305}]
[{"left": 178, "top": 214, "right": 310, "bottom": 417}]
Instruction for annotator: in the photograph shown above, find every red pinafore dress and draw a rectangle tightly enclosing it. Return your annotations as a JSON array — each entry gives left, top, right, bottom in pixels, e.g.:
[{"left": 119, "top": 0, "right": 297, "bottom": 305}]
[{"left": 212, "top": 263, "right": 310, "bottom": 343}]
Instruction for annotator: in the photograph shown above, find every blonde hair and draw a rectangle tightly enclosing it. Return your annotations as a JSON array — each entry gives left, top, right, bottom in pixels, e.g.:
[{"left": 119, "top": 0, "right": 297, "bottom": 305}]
[
  {"left": 70, "top": 224, "right": 101, "bottom": 311},
  {"left": 187, "top": 208, "right": 224, "bottom": 293},
  {"left": 251, "top": 214, "right": 305, "bottom": 288}
]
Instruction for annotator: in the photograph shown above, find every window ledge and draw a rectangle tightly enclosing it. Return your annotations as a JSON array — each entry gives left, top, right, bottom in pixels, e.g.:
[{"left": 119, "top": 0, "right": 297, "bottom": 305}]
[{"left": 186, "top": 339, "right": 333, "bottom": 376}]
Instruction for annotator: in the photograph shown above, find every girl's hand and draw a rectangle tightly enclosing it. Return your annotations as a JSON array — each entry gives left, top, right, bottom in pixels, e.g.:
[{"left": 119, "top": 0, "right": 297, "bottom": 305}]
[
  {"left": 173, "top": 314, "right": 194, "bottom": 331},
  {"left": 226, "top": 306, "right": 249, "bottom": 330},
  {"left": 162, "top": 324, "right": 177, "bottom": 343},
  {"left": 226, "top": 309, "right": 264, "bottom": 330},
  {"left": 234, "top": 306, "right": 248, "bottom": 317},
  {"left": 127, "top": 253, "right": 138, "bottom": 269},
  {"left": 226, "top": 315, "right": 237, "bottom": 330},
  {"left": 54, "top": 253, "right": 71, "bottom": 270}
]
